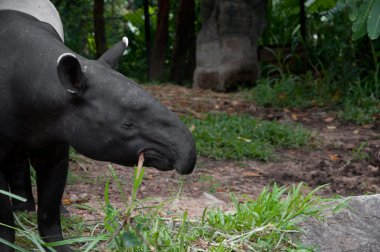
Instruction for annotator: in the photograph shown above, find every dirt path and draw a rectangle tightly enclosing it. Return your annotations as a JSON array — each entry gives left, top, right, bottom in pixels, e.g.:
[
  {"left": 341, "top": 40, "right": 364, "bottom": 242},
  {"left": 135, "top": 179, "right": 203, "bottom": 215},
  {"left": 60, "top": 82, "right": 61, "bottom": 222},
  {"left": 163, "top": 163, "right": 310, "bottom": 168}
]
[{"left": 63, "top": 85, "right": 380, "bottom": 219}]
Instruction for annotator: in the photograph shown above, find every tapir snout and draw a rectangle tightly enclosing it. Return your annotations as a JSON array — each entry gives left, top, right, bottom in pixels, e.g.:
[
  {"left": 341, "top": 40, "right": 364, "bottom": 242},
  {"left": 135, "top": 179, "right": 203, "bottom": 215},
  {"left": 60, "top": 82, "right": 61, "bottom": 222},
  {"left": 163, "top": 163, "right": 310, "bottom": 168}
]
[{"left": 175, "top": 145, "right": 197, "bottom": 174}]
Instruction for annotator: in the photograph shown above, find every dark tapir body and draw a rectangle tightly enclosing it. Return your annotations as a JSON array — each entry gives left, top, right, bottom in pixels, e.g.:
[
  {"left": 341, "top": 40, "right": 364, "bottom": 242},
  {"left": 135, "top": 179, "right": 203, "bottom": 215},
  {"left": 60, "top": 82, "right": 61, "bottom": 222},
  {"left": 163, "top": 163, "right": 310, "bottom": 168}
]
[
  {"left": 0, "top": 10, "right": 196, "bottom": 252},
  {"left": 1, "top": 0, "right": 67, "bottom": 214}
]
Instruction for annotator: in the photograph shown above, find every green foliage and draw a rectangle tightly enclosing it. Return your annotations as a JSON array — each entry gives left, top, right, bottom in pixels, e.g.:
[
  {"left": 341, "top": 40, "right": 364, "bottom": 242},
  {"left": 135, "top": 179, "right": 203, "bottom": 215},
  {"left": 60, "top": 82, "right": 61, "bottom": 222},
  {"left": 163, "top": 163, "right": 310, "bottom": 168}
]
[
  {"left": 119, "top": 7, "right": 152, "bottom": 81},
  {"left": 336, "top": 66, "right": 380, "bottom": 124},
  {"left": 339, "top": 95, "right": 380, "bottom": 124},
  {"left": 0, "top": 211, "right": 93, "bottom": 251},
  {"left": 252, "top": 63, "right": 380, "bottom": 125},
  {"left": 199, "top": 175, "right": 220, "bottom": 193},
  {"left": 101, "top": 165, "right": 147, "bottom": 251},
  {"left": 1, "top": 166, "right": 346, "bottom": 252},
  {"left": 202, "top": 183, "right": 339, "bottom": 251},
  {"left": 262, "top": 0, "right": 379, "bottom": 121},
  {"left": 89, "top": 181, "right": 344, "bottom": 251},
  {"left": 347, "top": 0, "right": 380, "bottom": 40},
  {"left": 262, "top": 0, "right": 301, "bottom": 45},
  {"left": 52, "top": 0, "right": 94, "bottom": 57},
  {"left": 250, "top": 73, "right": 336, "bottom": 108},
  {"left": 351, "top": 141, "right": 370, "bottom": 161},
  {"left": 308, "top": 0, "right": 338, "bottom": 13},
  {"left": 182, "top": 113, "right": 312, "bottom": 161}
]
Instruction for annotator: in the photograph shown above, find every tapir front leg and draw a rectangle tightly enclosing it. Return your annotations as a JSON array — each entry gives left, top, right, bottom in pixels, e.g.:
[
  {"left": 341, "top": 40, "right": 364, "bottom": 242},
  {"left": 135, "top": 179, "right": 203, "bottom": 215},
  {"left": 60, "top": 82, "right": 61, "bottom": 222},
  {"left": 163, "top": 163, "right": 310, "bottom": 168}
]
[
  {"left": 29, "top": 144, "right": 72, "bottom": 252},
  {"left": 3, "top": 149, "right": 36, "bottom": 212},
  {"left": 0, "top": 172, "right": 15, "bottom": 252}
]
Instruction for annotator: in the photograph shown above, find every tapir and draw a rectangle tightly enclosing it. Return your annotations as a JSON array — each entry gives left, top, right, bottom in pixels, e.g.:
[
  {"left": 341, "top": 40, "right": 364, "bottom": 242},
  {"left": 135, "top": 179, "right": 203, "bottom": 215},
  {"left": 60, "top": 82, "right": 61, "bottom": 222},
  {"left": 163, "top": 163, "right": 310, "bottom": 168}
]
[{"left": 0, "top": 9, "right": 196, "bottom": 252}]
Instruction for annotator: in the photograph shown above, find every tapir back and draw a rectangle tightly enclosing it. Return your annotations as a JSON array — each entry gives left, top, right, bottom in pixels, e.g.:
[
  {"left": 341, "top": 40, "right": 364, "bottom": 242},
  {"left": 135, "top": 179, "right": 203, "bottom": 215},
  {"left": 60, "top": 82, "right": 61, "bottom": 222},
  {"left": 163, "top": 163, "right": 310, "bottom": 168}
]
[{"left": 0, "top": 0, "right": 64, "bottom": 41}]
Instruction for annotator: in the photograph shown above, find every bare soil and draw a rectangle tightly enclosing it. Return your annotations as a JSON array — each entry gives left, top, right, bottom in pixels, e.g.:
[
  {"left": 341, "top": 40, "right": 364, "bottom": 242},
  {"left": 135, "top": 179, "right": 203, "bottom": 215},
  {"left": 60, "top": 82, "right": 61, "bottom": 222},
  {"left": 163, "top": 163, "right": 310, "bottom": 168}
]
[{"left": 63, "top": 85, "right": 380, "bottom": 219}]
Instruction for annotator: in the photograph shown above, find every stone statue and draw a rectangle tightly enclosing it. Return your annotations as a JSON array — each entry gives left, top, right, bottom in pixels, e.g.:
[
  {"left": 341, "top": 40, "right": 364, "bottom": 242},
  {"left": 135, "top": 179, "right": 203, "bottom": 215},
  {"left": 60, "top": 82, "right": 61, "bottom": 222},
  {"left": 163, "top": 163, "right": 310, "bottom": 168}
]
[{"left": 193, "top": 0, "right": 266, "bottom": 91}]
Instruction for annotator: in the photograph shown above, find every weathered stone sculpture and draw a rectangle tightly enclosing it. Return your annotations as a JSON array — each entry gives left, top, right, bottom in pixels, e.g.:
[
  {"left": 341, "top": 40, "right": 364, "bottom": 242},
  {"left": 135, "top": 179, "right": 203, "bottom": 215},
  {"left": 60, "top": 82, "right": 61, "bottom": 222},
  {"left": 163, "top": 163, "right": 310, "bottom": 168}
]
[
  {"left": 300, "top": 194, "right": 380, "bottom": 251},
  {"left": 193, "top": 0, "right": 266, "bottom": 91}
]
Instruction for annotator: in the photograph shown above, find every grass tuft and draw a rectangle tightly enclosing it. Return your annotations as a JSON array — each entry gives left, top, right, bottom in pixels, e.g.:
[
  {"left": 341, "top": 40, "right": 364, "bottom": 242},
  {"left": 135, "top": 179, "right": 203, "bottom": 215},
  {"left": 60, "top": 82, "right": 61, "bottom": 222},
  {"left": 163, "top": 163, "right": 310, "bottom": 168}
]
[
  {"left": 1, "top": 166, "right": 345, "bottom": 251},
  {"left": 182, "top": 113, "right": 313, "bottom": 161},
  {"left": 248, "top": 74, "right": 335, "bottom": 109},
  {"left": 248, "top": 73, "right": 380, "bottom": 125}
]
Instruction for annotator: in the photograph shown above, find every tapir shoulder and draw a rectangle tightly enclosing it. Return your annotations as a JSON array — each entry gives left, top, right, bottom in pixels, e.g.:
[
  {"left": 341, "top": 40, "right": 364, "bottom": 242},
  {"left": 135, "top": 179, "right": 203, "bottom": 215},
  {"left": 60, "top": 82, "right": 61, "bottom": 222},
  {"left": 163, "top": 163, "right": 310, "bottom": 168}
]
[{"left": 0, "top": 0, "right": 64, "bottom": 41}]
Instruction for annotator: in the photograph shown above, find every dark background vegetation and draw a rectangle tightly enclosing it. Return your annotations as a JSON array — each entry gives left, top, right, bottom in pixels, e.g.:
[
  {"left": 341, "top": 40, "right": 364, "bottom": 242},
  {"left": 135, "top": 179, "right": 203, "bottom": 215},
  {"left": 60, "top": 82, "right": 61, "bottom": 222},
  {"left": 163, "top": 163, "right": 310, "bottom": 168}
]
[{"left": 51, "top": 0, "right": 380, "bottom": 124}]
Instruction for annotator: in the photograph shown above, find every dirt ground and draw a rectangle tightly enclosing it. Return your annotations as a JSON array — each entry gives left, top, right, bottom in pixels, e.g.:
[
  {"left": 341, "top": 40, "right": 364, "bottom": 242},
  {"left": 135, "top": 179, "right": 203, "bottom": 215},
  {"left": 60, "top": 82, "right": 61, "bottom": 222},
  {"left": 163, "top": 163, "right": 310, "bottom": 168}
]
[{"left": 63, "top": 85, "right": 380, "bottom": 219}]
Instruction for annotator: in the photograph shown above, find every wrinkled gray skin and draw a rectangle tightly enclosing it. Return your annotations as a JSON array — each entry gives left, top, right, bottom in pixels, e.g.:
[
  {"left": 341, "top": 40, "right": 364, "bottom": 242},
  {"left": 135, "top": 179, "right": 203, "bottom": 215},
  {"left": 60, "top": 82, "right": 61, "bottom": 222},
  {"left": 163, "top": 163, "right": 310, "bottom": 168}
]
[{"left": 0, "top": 10, "right": 196, "bottom": 252}]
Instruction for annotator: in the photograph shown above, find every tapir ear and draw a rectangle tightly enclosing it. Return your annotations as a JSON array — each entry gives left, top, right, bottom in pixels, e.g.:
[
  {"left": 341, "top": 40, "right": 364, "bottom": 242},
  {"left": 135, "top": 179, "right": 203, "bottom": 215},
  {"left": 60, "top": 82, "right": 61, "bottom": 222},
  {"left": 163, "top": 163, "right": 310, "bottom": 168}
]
[
  {"left": 57, "top": 53, "right": 86, "bottom": 95},
  {"left": 98, "top": 37, "right": 129, "bottom": 69}
]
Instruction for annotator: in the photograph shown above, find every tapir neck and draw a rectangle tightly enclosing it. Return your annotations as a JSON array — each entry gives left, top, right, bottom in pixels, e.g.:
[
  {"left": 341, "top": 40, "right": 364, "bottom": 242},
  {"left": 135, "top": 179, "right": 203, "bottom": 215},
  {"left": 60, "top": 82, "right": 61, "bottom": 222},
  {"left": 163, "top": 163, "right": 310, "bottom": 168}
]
[{"left": 0, "top": 11, "right": 74, "bottom": 146}]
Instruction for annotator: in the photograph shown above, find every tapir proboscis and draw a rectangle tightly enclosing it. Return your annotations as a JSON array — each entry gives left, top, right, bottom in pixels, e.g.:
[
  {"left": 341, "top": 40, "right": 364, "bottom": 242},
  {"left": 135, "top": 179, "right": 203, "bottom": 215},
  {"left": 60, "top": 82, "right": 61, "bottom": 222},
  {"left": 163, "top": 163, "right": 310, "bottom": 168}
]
[{"left": 0, "top": 5, "right": 196, "bottom": 252}]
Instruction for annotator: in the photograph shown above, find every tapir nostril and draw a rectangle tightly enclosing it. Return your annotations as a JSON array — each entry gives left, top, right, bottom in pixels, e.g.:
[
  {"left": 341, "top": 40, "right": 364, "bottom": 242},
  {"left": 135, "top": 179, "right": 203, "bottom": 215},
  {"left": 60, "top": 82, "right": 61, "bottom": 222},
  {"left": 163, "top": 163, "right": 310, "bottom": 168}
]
[{"left": 175, "top": 145, "right": 197, "bottom": 175}]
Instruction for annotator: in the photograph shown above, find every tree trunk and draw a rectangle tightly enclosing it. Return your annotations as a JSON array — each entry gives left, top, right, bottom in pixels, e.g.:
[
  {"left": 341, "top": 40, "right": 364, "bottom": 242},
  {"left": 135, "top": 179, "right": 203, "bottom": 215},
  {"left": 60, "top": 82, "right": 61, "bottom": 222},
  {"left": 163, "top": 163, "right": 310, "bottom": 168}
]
[
  {"left": 149, "top": 0, "right": 170, "bottom": 81},
  {"left": 300, "top": 0, "right": 306, "bottom": 40},
  {"left": 143, "top": 0, "right": 152, "bottom": 79},
  {"left": 93, "top": 0, "right": 107, "bottom": 58},
  {"left": 170, "top": 0, "right": 196, "bottom": 84}
]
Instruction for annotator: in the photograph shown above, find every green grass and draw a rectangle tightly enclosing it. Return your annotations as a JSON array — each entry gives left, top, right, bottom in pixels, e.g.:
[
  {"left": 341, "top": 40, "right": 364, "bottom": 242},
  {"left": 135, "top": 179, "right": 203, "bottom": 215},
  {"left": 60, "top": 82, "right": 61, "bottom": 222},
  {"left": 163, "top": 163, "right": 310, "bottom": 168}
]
[
  {"left": 248, "top": 74, "right": 335, "bottom": 109},
  {"left": 1, "top": 166, "right": 346, "bottom": 252},
  {"left": 336, "top": 79, "right": 380, "bottom": 124},
  {"left": 199, "top": 175, "right": 221, "bottom": 193},
  {"left": 0, "top": 210, "right": 93, "bottom": 252},
  {"left": 248, "top": 72, "right": 380, "bottom": 125},
  {"left": 339, "top": 96, "right": 380, "bottom": 125},
  {"left": 351, "top": 141, "right": 370, "bottom": 162},
  {"left": 99, "top": 183, "right": 331, "bottom": 251},
  {"left": 182, "top": 113, "right": 313, "bottom": 161}
]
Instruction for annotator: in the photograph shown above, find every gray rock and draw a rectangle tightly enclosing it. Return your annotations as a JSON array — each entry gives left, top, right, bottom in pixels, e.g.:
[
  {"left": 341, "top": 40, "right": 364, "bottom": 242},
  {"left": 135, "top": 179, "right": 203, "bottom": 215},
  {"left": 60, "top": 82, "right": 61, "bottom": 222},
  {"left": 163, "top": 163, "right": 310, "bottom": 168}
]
[
  {"left": 193, "top": 0, "right": 266, "bottom": 91},
  {"left": 299, "top": 194, "right": 380, "bottom": 251},
  {"left": 69, "top": 194, "right": 79, "bottom": 202}
]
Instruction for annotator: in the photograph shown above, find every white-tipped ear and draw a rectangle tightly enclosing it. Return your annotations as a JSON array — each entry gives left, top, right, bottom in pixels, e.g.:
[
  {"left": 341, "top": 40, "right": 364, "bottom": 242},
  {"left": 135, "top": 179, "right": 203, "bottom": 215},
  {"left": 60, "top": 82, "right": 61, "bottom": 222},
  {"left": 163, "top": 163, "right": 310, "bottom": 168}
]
[
  {"left": 57, "top": 53, "right": 86, "bottom": 95},
  {"left": 98, "top": 37, "right": 129, "bottom": 69},
  {"left": 122, "top": 37, "right": 129, "bottom": 48},
  {"left": 122, "top": 37, "right": 129, "bottom": 55},
  {"left": 57, "top": 52, "right": 77, "bottom": 64}
]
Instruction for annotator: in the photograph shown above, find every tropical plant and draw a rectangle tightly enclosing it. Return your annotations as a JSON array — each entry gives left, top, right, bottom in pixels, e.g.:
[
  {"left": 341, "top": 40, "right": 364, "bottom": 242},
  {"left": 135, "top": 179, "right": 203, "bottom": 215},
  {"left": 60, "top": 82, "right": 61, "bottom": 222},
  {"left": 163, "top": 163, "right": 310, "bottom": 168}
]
[{"left": 346, "top": 0, "right": 380, "bottom": 40}]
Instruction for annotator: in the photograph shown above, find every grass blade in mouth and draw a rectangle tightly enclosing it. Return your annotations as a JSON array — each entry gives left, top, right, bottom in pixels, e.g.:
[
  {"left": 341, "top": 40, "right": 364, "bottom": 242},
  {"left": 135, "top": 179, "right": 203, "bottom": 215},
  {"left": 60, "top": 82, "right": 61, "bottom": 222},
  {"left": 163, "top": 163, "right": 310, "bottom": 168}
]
[{"left": 137, "top": 152, "right": 144, "bottom": 178}]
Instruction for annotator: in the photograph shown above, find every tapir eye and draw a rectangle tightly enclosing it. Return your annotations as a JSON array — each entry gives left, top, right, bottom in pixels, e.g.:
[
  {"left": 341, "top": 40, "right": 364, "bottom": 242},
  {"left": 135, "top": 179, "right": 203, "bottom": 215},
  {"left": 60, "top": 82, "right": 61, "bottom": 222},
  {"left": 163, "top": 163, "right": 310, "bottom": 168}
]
[{"left": 122, "top": 122, "right": 135, "bottom": 129}]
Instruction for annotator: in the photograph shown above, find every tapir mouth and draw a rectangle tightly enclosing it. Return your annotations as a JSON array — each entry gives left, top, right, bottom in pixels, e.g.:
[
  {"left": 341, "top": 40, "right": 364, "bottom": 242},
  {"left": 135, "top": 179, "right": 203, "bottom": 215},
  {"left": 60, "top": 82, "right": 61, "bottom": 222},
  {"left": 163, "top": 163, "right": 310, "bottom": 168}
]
[{"left": 141, "top": 149, "right": 174, "bottom": 171}]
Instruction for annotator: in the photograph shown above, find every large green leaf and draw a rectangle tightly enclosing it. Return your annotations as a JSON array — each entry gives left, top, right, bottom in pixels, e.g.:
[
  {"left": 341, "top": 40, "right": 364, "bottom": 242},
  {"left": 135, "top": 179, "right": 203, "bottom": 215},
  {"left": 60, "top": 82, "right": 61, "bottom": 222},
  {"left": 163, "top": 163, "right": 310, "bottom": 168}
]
[
  {"left": 367, "top": 0, "right": 380, "bottom": 39},
  {"left": 352, "top": 0, "right": 374, "bottom": 40},
  {"left": 346, "top": 0, "right": 360, "bottom": 21}
]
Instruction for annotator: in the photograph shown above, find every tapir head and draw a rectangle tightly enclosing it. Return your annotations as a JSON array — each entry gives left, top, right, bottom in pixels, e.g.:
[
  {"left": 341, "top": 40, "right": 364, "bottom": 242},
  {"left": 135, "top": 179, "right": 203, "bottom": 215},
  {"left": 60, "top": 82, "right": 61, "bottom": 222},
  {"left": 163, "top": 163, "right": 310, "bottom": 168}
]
[{"left": 56, "top": 38, "right": 196, "bottom": 174}]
